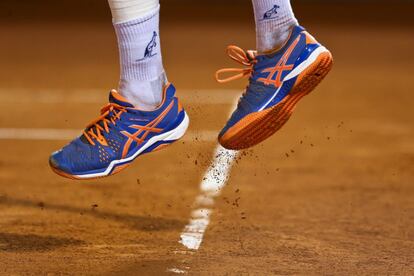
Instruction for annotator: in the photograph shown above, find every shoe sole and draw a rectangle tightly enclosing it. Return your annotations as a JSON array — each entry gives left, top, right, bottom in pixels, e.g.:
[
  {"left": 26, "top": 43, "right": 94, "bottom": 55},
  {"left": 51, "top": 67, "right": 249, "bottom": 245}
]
[
  {"left": 50, "top": 112, "right": 190, "bottom": 180},
  {"left": 219, "top": 48, "right": 333, "bottom": 150}
]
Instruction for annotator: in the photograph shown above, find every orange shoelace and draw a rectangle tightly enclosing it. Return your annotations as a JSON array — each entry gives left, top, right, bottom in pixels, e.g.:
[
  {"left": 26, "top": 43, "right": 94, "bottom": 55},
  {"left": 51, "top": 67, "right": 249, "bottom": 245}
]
[
  {"left": 215, "top": 45, "right": 257, "bottom": 83},
  {"left": 83, "top": 103, "right": 127, "bottom": 146}
]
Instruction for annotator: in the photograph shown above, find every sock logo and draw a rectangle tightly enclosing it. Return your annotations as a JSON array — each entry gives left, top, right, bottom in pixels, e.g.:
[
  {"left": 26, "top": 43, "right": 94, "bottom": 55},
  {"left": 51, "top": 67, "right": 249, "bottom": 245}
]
[
  {"left": 137, "top": 31, "right": 158, "bottom": 62},
  {"left": 262, "top": 5, "right": 280, "bottom": 20}
]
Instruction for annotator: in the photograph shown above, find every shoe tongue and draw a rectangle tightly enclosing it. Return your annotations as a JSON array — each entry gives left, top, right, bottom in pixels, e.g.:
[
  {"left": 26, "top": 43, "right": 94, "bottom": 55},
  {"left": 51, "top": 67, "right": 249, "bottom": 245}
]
[
  {"left": 246, "top": 50, "right": 257, "bottom": 61},
  {"left": 109, "top": 89, "right": 134, "bottom": 108}
]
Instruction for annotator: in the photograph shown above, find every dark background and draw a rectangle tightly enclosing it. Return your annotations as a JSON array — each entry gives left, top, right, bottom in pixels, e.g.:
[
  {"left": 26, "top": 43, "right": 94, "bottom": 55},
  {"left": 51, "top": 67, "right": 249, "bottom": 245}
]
[{"left": 1, "top": 0, "right": 414, "bottom": 26}]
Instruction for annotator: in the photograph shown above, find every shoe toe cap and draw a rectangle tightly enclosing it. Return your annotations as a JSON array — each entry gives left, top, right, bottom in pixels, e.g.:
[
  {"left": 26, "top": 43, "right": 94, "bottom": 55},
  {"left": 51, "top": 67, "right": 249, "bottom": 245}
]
[
  {"left": 49, "top": 150, "right": 72, "bottom": 173},
  {"left": 218, "top": 127, "right": 227, "bottom": 140}
]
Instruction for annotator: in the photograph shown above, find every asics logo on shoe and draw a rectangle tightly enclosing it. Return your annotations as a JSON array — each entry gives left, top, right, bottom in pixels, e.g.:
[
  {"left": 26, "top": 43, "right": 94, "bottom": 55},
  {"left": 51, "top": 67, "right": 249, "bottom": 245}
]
[
  {"left": 129, "top": 118, "right": 150, "bottom": 122},
  {"left": 262, "top": 5, "right": 280, "bottom": 20},
  {"left": 120, "top": 101, "right": 174, "bottom": 158},
  {"left": 137, "top": 31, "right": 158, "bottom": 62},
  {"left": 257, "top": 36, "right": 300, "bottom": 87}
]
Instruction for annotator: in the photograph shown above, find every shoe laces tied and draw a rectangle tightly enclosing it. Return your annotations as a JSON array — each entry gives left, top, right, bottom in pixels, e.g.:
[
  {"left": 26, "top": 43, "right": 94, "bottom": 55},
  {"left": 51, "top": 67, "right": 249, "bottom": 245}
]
[
  {"left": 83, "top": 103, "right": 127, "bottom": 146},
  {"left": 215, "top": 45, "right": 257, "bottom": 83}
]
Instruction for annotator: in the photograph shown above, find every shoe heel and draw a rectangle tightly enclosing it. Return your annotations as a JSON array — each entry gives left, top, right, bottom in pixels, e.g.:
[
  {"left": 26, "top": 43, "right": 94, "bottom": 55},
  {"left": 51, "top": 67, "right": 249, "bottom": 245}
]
[
  {"left": 164, "top": 111, "right": 190, "bottom": 142},
  {"left": 292, "top": 50, "right": 333, "bottom": 96}
]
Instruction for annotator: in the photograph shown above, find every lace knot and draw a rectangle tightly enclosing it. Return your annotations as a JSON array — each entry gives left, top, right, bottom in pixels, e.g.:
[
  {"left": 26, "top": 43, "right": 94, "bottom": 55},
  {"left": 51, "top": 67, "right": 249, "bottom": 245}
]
[{"left": 215, "top": 45, "right": 257, "bottom": 83}]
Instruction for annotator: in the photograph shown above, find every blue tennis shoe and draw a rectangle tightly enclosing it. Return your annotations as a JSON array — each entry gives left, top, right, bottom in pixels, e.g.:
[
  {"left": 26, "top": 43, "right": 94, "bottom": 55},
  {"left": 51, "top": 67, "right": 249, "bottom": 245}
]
[
  {"left": 49, "top": 83, "right": 189, "bottom": 179},
  {"left": 216, "top": 25, "right": 333, "bottom": 149}
]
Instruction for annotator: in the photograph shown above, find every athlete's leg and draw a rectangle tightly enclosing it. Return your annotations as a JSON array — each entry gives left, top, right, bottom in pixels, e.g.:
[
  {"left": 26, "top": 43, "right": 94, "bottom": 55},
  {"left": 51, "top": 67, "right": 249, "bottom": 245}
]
[
  {"left": 49, "top": 0, "right": 189, "bottom": 179},
  {"left": 108, "top": 0, "right": 166, "bottom": 110},
  {"left": 252, "top": 0, "right": 298, "bottom": 53}
]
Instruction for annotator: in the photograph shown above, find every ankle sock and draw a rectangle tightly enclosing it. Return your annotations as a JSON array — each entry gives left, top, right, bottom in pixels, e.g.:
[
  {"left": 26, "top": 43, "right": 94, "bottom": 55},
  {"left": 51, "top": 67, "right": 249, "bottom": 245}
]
[
  {"left": 252, "top": 0, "right": 298, "bottom": 53},
  {"left": 110, "top": 1, "right": 165, "bottom": 110}
]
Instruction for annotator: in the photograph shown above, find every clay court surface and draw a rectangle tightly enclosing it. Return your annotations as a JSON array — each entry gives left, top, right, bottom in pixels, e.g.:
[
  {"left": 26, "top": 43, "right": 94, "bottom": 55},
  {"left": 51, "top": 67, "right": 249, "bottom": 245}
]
[{"left": 0, "top": 1, "right": 413, "bottom": 274}]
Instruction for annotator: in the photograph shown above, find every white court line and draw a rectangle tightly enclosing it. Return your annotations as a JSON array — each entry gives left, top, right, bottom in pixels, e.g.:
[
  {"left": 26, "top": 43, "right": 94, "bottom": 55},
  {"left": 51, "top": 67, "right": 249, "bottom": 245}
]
[
  {"left": 0, "top": 128, "right": 217, "bottom": 142},
  {"left": 166, "top": 268, "right": 187, "bottom": 274},
  {"left": 178, "top": 146, "right": 238, "bottom": 250},
  {"left": 0, "top": 89, "right": 240, "bottom": 104},
  {"left": 168, "top": 101, "right": 239, "bottom": 274},
  {"left": 0, "top": 88, "right": 240, "bottom": 142}
]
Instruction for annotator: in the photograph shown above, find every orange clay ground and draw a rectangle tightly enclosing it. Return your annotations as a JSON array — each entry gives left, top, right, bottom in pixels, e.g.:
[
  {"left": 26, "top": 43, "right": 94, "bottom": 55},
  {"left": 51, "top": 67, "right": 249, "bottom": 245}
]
[{"left": 0, "top": 2, "right": 413, "bottom": 275}]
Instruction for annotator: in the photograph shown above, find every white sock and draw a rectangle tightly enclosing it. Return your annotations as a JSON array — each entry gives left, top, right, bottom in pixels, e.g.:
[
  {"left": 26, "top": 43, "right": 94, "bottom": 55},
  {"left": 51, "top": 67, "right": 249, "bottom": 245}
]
[
  {"left": 252, "top": 0, "right": 298, "bottom": 53},
  {"left": 109, "top": 0, "right": 165, "bottom": 110},
  {"left": 108, "top": 0, "right": 159, "bottom": 24}
]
